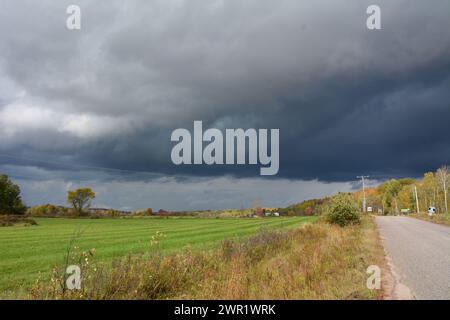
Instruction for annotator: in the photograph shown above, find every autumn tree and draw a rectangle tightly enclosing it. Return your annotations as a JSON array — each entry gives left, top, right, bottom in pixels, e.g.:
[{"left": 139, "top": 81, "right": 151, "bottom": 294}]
[
  {"left": 355, "top": 188, "right": 381, "bottom": 213},
  {"left": 398, "top": 185, "right": 414, "bottom": 211},
  {"left": 436, "top": 166, "right": 449, "bottom": 214},
  {"left": 378, "top": 179, "right": 402, "bottom": 214},
  {"left": 67, "top": 188, "right": 96, "bottom": 216},
  {"left": 421, "top": 172, "right": 437, "bottom": 209}
]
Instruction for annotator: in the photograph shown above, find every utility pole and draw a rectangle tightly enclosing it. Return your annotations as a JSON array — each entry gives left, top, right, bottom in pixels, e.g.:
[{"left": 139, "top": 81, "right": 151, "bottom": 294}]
[
  {"left": 414, "top": 185, "right": 420, "bottom": 214},
  {"left": 357, "top": 175, "right": 370, "bottom": 213}
]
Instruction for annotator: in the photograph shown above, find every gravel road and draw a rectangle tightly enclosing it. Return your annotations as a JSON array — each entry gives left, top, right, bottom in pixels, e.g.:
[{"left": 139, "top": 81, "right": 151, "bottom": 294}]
[{"left": 376, "top": 216, "right": 450, "bottom": 299}]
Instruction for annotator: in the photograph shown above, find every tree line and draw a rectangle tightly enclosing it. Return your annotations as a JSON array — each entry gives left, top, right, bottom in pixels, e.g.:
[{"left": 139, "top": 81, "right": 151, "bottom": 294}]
[
  {"left": 357, "top": 166, "right": 449, "bottom": 214},
  {"left": 1, "top": 165, "right": 449, "bottom": 217}
]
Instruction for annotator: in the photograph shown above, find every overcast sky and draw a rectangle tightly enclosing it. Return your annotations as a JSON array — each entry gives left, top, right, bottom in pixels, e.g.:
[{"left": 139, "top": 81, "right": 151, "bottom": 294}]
[{"left": 0, "top": 0, "right": 449, "bottom": 210}]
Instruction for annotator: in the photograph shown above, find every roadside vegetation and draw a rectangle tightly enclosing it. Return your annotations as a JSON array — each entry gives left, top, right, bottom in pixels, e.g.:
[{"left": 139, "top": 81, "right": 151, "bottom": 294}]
[
  {"left": 28, "top": 216, "right": 382, "bottom": 300},
  {"left": 409, "top": 213, "right": 450, "bottom": 227}
]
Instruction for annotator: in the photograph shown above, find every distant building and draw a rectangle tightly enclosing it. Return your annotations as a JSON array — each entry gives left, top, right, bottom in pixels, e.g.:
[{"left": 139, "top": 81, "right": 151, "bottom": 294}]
[
  {"left": 157, "top": 209, "right": 171, "bottom": 216},
  {"left": 254, "top": 207, "right": 264, "bottom": 217}
]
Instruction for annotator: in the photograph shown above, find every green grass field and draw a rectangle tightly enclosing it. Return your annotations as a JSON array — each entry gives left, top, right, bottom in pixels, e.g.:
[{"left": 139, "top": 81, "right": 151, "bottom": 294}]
[{"left": 0, "top": 216, "right": 315, "bottom": 293}]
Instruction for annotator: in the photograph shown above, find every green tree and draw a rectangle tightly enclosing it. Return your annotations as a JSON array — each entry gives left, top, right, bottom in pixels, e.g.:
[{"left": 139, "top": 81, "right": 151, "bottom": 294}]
[
  {"left": 0, "top": 174, "right": 26, "bottom": 215},
  {"left": 67, "top": 188, "right": 96, "bottom": 216}
]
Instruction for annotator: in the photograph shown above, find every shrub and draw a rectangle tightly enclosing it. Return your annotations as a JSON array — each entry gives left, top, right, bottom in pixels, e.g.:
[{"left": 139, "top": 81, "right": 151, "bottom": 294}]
[
  {"left": 0, "top": 215, "right": 37, "bottom": 227},
  {"left": 130, "top": 209, "right": 153, "bottom": 216},
  {"left": 106, "top": 209, "right": 120, "bottom": 217},
  {"left": 28, "top": 204, "right": 61, "bottom": 217},
  {"left": 325, "top": 193, "right": 361, "bottom": 227}
]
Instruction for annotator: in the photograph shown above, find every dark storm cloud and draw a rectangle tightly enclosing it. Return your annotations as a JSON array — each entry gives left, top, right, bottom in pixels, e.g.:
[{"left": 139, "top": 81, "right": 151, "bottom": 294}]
[{"left": 0, "top": 0, "right": 449, "bottom": 187}]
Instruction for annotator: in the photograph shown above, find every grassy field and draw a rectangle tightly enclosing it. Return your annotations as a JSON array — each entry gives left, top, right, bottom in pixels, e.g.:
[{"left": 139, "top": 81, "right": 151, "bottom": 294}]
[{"left": 0, "top": 216, "right": 315, "bottom": 293}]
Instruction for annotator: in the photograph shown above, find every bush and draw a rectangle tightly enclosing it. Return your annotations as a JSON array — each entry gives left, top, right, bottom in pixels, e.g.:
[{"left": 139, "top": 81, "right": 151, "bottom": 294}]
[
  {"left": 28, "top": 204, "right": 61, "bottom": 217},
  {"left": 130, "top": 208, "right": 153, "bottom": 216},
  {"left": 0, "top": 215, "right": 37, "bottom": 227},
  {"left": 325, "top": 193, "right": 361, "bottom": 227},
  {"left": 106, "top": 209, "right": 121, "bottom": 217}
]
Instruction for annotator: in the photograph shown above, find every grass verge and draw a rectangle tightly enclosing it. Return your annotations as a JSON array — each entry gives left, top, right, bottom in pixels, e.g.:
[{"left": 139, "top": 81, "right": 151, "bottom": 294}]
[{"left": 409, "top": 213, "right": 450, "bottom": 226}]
